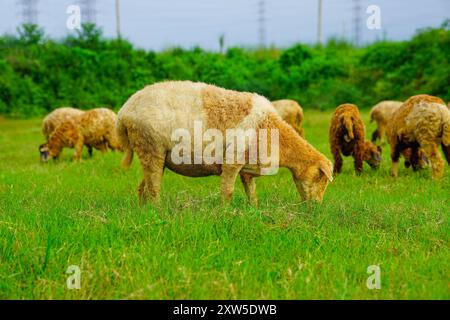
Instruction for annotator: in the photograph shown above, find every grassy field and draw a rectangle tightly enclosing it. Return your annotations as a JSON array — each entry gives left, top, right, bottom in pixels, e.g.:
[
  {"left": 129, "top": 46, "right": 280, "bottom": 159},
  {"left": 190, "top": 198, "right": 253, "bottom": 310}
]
[{"left": 0, "top": 110, "right": 448, "bottom": 299}]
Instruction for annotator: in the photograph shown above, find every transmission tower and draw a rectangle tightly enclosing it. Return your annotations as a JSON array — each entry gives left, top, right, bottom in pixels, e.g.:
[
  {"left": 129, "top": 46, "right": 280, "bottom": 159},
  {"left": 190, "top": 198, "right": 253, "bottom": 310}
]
[
  {"left": 18, "top": 0, "right": 39, "bottom": 25},
  {"left": 317, "top": 0, "right": 323, "bottom": 44},
  {"left": 353, "top": 0, "right": 362, "bottom": 46},
  {"left": 80, "top": 0, "right": 97, "bottom": 24},
  {"left": 115, "top": 0, "right": 121, "bottom": 38},
  {"left": 258, "top": 0, "right": 266, "bottom": 48}
]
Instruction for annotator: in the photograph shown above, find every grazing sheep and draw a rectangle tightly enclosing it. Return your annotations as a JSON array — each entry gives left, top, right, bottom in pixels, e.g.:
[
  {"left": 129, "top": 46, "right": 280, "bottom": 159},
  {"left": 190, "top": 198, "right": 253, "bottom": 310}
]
[
  {"left": 329, "top": 103, "right": 382, "bottom": 175},
  {"left": 271, "top": 99, "right": 305, "bottom": 137},
  {"left": 387, "top": 94, "right": 450, "bottom": 178},
  {"left": 369, "top": 101, "right": 428, "bottom": 170},
  {"left": 39, "top": 108, "right": 121, "bottom": 162},
  {"left": 117, "top": 81, "right": 333, "bottom": 206},
  {"left": 370, "top": 100, "right": 403, "bottom": 144},
  {"left": 42, "top": 107, "right": 84, "bottom": 139}
]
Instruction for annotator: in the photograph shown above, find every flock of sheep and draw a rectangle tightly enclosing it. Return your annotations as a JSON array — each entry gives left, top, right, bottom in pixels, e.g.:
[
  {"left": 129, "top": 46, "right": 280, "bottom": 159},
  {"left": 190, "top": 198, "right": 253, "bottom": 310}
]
[
  {"left": 39, "top": 107, "right": 121, "bottom": 162},
  {"left": 38, "top": 81, "right": 450, "bottom": 205}
]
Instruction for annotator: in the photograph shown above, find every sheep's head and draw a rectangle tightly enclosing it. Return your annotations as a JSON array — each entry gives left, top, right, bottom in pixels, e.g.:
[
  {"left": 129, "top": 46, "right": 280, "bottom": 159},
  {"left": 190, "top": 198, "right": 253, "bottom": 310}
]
[
  {"left": 38, "top": 143, "right": 60, "bottom": 162},
  {"left": 39, "top": 143, "right": 50, "bottom": 162},
  {"left": 363, "top": 141, "right": 382, "bottom": 169},
  {"left": 292, "top": 159, "right": 333, "bottom": 202}
]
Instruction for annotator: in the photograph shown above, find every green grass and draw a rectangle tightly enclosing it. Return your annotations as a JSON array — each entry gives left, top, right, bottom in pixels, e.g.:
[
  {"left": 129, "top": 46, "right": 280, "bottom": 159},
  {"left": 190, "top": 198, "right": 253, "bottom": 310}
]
[{"left": 0, "top": 111, "right": 448, "bottom": 299}]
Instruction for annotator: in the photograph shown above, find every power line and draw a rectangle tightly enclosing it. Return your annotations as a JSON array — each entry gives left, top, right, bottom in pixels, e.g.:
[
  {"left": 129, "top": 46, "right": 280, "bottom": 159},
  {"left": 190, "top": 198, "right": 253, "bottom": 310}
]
[
  {"left": 258, "top": 0, "right": 266, "bottom": 47},
  {"left": 18, "top": 0, "right": 39, "bottom": 25},
  {"left": 80, "top": 0, "right": 97, "bottom": 24}
]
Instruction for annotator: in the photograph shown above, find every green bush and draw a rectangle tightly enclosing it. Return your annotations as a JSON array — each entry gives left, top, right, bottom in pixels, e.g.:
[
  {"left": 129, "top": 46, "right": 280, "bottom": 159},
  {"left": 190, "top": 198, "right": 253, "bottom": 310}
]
[{"left": 0, "top": 23, "right": 448, "bottom": 117}]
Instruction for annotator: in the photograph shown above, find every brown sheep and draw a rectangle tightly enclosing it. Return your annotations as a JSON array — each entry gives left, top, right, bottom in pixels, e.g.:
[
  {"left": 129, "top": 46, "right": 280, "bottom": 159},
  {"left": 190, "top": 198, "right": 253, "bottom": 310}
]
[
  {"left": 369, "top": 101, "right": 428, "bottom": 170},
  {"left": 370, "top": 100, "right": 403, "bottom": 144},
  {"left": 117, "top": 81, "right": 333, "bottom": 206},
  {"left": 271, "top": 99, "right": 305, "bottom": 137},
  {"left": 329, "top": 104, "right": 382, "bottom": 175},
  {"left": 39, "top": 108, "right": 121, "bottom": 162},
  {"left": 387, "top": 94, "right": 450, "bottom": 178},
  {"left": 42, "top": 107, "right": 84, "bottom": 139}
]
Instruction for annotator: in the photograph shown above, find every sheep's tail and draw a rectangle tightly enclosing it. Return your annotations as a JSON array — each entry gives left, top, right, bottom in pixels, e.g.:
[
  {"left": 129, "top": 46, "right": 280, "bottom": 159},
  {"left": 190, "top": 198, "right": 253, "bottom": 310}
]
[
  {"left": 341, "top": 114, "right": 354, "bottom": 142},
  {"left": 116, "top": 118, "right": 134, "bottom": 168}
]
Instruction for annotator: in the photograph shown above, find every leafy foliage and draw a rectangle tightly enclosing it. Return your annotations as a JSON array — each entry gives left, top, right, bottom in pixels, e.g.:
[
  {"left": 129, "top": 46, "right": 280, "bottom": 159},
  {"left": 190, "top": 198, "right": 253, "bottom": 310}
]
[{"left": 0, "top": 23, "right": 449, "bottom": 117}]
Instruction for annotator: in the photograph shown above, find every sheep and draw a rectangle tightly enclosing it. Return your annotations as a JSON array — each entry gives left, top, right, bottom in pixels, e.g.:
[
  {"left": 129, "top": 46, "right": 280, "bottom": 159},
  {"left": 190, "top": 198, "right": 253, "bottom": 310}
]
[
  {"left": 116, "top": 81, "right": 333, "bottom": 206},
  {"left": 387, "top": 94, "right": 450, "bottom": 178},
  {"left": 271, "top": 99, "right": 305, "bottom": 137},
  {"left": 369, "top": 100, "right": 429, "bottom": 170},
  {"left": 42, "top": 107, "right": 84, "bottom": 139},
  {"left": 39, "top": 108, "right": 121, "bottom": 162},
  {"left": 329, "top": 103, "right": 382, "bottom": 175},
  {"left": 370, "top": 100, "right": 403, "bottom": 144}
]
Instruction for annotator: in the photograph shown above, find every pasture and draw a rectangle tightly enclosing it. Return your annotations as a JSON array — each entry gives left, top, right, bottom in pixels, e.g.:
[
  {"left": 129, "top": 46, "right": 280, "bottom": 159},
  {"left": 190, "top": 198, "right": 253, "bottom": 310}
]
[{"left": 0, "top": 110, "right": 448, "bottom": 299}]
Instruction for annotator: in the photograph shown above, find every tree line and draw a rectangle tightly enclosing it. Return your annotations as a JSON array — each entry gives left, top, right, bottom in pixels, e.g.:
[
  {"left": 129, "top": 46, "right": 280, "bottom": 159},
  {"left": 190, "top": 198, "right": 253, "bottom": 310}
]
[{"left": 0, "top": 22, "right": 448, "bottom": 117}]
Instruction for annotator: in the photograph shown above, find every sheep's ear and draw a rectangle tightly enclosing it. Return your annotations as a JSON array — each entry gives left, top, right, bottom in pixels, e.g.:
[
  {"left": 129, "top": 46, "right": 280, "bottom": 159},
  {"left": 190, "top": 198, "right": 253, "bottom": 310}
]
[{"left": 320, "top": 161, "right": 333, "bottom": 182}]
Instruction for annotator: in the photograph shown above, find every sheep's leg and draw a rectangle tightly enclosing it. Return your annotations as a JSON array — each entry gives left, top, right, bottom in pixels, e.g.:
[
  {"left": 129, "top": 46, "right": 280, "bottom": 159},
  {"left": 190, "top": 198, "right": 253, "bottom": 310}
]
[
  {"left": 420, "top": 142, "right": 444, "bottom": 178},
  {"left": 390, "top": 142, "right": 402, "bottom": 177},
  {"left": 371, "top": 128, "right": 380, "bottom": 143},
  {"left": 331, "top": 146, "right": 343, "bottom": 174},
  {"left": 353, "top": 156, "right": 363, "bottom": 175},
  {"left": 410, "top": 146, "right": 421, "bottom": 171},
  {"left": 240, "top": 173, "right": 257, "bottom": 205},
  {"left": 220, "top": 165, "right": 243, "bottom": 204},
  {"left": 139, "top": 152, "right": 166, "bottom": 206},
  {"left": 87, "top": 145, "right": 93, "bottom": 158},
  {"left": 137, "top": 179, "right": 146, "bottom": 206},
  {"left": 73, "top": 139, "right": 84, "bottom": 161},
  {"left": 378, "top": 124, "right": 387, "bottom": 145},
  {"left": 353, "top": 142, "right": 364, "bottom": 175}
]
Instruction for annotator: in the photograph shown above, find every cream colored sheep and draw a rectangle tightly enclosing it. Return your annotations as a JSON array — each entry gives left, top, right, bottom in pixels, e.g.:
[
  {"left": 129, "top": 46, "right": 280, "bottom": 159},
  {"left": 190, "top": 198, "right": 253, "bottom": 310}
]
[
  {"left": 117, "top": 81, "right": 333, "bottom": 206},
  {"left": 369, "top": 100, "right": 403, "bottom": 144},
  {"left": 387, "top": 94, "right": 450, "bottom": 178},
  {"left": 271, "top": 99, "right": 305, "bottom": 137},
  {"left": 42, "top": 107, "right": 84, "bottom": 139},
  {"left": 39, "top": 108, "right": 121, "bottom": 162}
]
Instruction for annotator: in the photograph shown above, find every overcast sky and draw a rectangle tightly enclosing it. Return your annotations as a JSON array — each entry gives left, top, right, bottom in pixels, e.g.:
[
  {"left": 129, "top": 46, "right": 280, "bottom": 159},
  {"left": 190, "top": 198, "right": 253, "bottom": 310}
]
[{"left": 1, "top": 0, "right": 449, "bottom": 50}]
